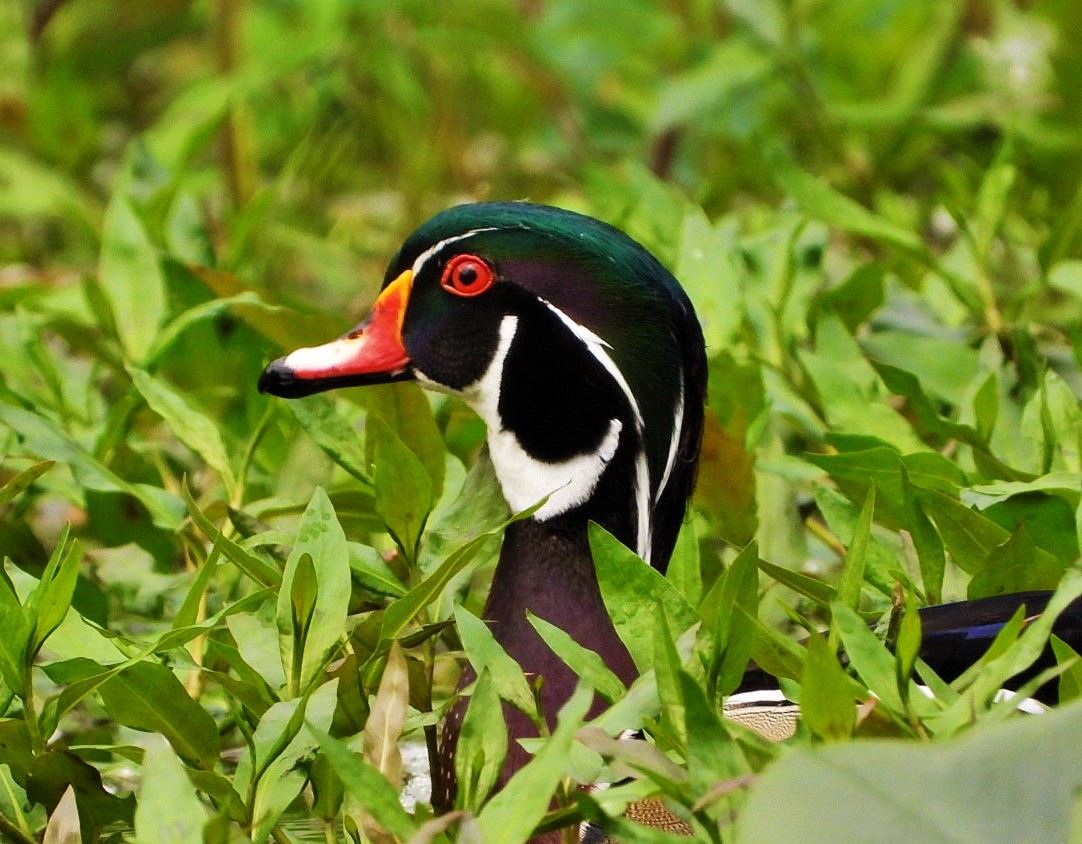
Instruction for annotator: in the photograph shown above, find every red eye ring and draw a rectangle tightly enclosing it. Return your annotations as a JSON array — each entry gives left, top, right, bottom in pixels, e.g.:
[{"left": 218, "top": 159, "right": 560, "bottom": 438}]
[{"left": 440, "top": 254, "right": 495, "bottom": 298}]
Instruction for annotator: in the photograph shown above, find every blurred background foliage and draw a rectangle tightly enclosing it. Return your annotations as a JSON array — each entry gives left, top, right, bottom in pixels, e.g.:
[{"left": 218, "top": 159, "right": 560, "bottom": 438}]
[{"left": 2, "top": 0, "right": 1082, "bottom": 841}]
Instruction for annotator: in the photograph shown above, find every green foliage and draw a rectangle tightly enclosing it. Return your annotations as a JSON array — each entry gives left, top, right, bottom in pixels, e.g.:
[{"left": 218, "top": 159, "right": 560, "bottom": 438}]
[{"left": 1, "top": 1, "right": 1081, "bottom": 842}]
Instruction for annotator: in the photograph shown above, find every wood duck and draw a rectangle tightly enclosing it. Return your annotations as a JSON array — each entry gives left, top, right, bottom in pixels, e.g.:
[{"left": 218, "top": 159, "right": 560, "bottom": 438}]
[{"left": 260, "top": 202, "right": 1081, "bottom": 834}]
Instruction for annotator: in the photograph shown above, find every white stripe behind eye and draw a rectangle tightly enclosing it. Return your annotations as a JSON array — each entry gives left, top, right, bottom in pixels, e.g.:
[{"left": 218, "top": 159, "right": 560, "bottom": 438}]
[
  {"left": 411, "top": 227, "right": 499, "bottom": 277},
  {"left": 542, "top": 301, "right": 652, "bottom": 563},
  {"left": 656, "top": 376, "right": 684, "bottom": 505}
]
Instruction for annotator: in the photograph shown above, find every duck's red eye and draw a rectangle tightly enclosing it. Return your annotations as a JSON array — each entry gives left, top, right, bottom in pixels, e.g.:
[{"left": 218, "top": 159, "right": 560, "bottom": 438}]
[{"left": 440, "top": 254, "right": 495, "bottom": 298}]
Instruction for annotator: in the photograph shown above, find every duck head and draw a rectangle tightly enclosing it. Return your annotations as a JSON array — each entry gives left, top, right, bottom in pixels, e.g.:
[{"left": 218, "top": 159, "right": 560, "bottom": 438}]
[{"left": 260, "top": 202, "right": 706, "bottom": 569}]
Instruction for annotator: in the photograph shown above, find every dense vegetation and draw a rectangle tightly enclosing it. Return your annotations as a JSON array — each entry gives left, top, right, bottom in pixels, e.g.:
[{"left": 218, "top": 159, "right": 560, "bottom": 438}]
[{"left": 2, "top": 1, "right": 1081, "bottom": 842}]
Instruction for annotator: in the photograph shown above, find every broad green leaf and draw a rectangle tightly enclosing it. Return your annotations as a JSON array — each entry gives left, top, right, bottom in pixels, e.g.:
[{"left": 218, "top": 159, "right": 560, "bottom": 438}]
[
  {"left": 700, "top": 541, "right": 760, "bottom": 696},
  {"left": 310, "top": 726, "right": 417, "bottom": 841},
  {"left": 98, "top": 662, "right": 221, "bottom": 769},
  {"left": 284, "top": 394, "right": 373, "bottom": 490},
  {"left": 369, "top": 414, "right": 433, "bottom": 563},
  {"left": 770, "top": 155, "right": 924, "bottom": 254},
  {"left": 276, "top": 487, "right": 350, "bottom": 695},
  {"left": 737, "top": 698, "right": 1082, "bottom": 844},
  {"left": 1051, "top": 636, "right": 1082, "bottom": 704},
  {"left": 590, "top": 523, "right": 697, "bottom": 673},
  {"left": 133, "top": 740, "right": 206, "bottom": 844},
  {"left": 915, "top": 488, "right": 1010, "bottom": 575},
  {"left": 674, "top": 208, "right": 744, "bottom": 350},
  {"left": 455, "top": 667, "right": 508, "bottom": 812},
  {"left": 0, "top": 570, "right": 30, "bottom": 693},
  {"left": 653, "top": 607, "right": 687, "bottom": 748},
  {"left": 967, "top": 525, "right": 1067, "bottom": 597},
  {"left": 28, "top": 535, "right": 81, "bottom": 656},
  {"left": 528, "top": 612, "right": 627, "bottom": 704},
  {"left": 455, "top": 606, "right": 536, "bottom": 717},
  {"left": 98, "top": 193, "right": 165, "bottom": 362},
  {"left": 476, "top": 683, "right": 592, "bottom": 843},
  {"left": 901, "top": 466, "right": 946, "bottom": 603},
  {"left": 832, "top": 485, "right": 874, "bottom": 650},
  {"left": 800, "top": 314, "right": 924, "bottom": 454},
  {"left": 679, "top": 671, "right": 746, "bottom": 806},
  {"left": 832, "top": 602, "right": 904, "bottom": 713},
  {"left": 665, "top": 520, "right": 703, "bottom": 609},
  {"left": 183, "top": 484, "right": 280, "bottom": 587},
  {"left": 0, "top": 402, "right": 184, "bottom": 530},
  {"left": 227, "top": 600, "right": 287, "bottom": 690},
  {"left": 375, "top": 504, "right": 538, "bottom": 651},
  {"left": 127, "top": 366, "right": 237, "bottom": 496},
  {"left": 800, "top": 634, "right": 856, "bottom": 741},
  {"left": 1048, "top": 260, "right": 1082, "bottom": 299},
  {"left": 366, "top": 382, "right": 446, "bottom": 496},
  {"left": 243, "top": 681, "right": 338, "bottom": 844}
]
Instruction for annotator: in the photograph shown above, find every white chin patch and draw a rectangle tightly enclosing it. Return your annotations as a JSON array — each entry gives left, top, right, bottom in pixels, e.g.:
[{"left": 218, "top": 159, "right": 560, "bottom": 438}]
[{"left": 455, "top": 314, "right": 624, "bottom": 522}]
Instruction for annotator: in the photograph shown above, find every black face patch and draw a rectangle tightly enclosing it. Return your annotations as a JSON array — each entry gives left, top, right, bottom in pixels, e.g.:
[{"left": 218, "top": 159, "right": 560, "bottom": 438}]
[{"left": 497, "top": 302, "right": 629, "bottom": 463}]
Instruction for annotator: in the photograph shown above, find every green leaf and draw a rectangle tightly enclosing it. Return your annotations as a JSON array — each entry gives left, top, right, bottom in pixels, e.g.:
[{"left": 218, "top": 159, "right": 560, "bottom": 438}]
[
  {"left": 455, "top": 667, "right": 508, "bottom": 812},
  {"left": 183, "top": 484, "right": 280, "bottom": 587},
  {"left": 528, "top": 612, "right": 626, "bottom": 703},
  {"left": 0, "top": 460, "right": 55, "bottom": 509},
  {"left": 476, "top": 683, "right": 592, "bottom": 843},
  {"left": 133, "top": 740, "right": 207, "bottom": 844},
  {"left": 455, "top": 606, "right": 536, "bottom": 717},
  {"left": 590, "top": 523, "right": 697, "bottom": 673},
  {"left": 127, "top": 366, "right": 237, "bottom": 496},
  {"left": 0, "top": 402, "right": 184, "bottom": 530},
  {"left": 835, "top": 486, "right": 874, "bottom": 621},
  {"left": 0, "top": 570, "right": 30, "bottom": 693},
  {"left": 97, "top": 662, "right": 221, "bottom": 770},
  {"left": 901, "top": 466, "right": 946, "bottom": 603},
  {"left": 915, "top": 488, "right": 1010, "bottom": 575},
  {"left": 243, "top": 681, "right": 338, "bottom": 844},
  {"left": 831, "top": 601, "right": 904, "bottom": 713},
  {"left": 98, "top": 193, "right": 165, "bottom": 362},
  {"left": 366, "top": 382, "right": 446, "bottom": 496},
  {"left": 653, "top": 606, "right": 686, "bottom": 748},
  {"left": 679, "top": 671, "right": 745, "bottom": 806},
  {"left": 375, "top": 504, "right": 537, "bottom": 651},
  {"left": 738, "top": 698, "right": 1082, "bottom": 843},
  {"left": 276, "top": 487, "right": 350, "bottom": 695},
  {"left": 309, "top": 726, "right": 417, "bottom": 841},
  {"left": 800, "top": 634, "right": 856, "bottom": 741},
  {"left": 770, "top": 154, "right": 925, "bottom": 254},
  {"left": 665, "top": 520, "right": 703, "bottom": 609},
  {"left": 967, "top": 525, "right": 1067, "bottom": 597},
  {"left": 701, "top": 541, "right": 760, "bottom": 696},
  {"left": 1051, "top": 636, "right": 1082, "bottom": 704},
  {"left": 369, "top": 414, "right": 433, "bottom": 563},
  {"left": 284, "top": 394, "right": 373, "bottom": 490},
  {"left": 28, "top": 536, "right": 81, "bottom": 657}
]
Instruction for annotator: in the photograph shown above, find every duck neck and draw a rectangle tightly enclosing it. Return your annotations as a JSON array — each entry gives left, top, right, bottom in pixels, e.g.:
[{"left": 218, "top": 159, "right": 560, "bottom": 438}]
[{"left": 486, "top": 515, "right": 639, "bottom": 699}]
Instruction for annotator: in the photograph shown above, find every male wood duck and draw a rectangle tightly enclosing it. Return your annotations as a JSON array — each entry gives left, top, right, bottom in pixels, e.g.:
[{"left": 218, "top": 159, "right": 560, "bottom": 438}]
[{"left": 260, "top": 202, "right": 1082, "bottom": 836}]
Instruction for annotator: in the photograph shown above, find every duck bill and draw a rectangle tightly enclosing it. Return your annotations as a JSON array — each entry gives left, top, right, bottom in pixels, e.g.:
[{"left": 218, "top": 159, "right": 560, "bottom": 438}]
[{"left": 258, "top": 269, "right": 414, "bottom": 398}]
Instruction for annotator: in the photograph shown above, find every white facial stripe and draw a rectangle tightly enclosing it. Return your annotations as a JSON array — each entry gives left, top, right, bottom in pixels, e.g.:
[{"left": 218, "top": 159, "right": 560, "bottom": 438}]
[
  {"left": 656, "top": 376, "right": 685, "bottom": 505},
  {"left": 461, "top": 314, "right": 626, "bottom": 523},
  {"left": 411, "top": 228, "right": 499, "bottom": 278},
  {"left": 543, "top": 302, "right": 645, "bottom": 431},
  {"left": 541, "top": 300, "right": 653, "bottom": 561}
]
